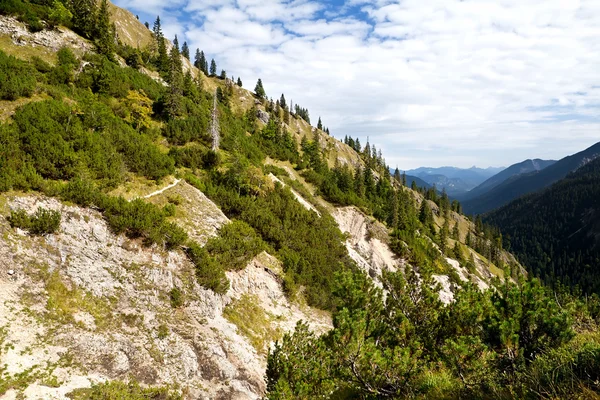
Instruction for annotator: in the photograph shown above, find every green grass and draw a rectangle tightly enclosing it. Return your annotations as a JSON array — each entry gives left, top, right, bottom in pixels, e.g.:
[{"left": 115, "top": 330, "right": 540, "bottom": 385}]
[{"left": 223, "top": 294, "right": 282, "bottom": 355}]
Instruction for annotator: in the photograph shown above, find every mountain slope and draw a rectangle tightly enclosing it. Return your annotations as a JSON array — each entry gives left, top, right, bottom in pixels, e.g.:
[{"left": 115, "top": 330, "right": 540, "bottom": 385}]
[
  {"left": 462, "top": 142, "right": 600, "bottom": 215},
  {"left": 459, "top": 158, "right": 556, "bottom": 201},
  {"left": 1, "top": 2, "right": 595, "bottom": 399},
  {"left": 486, "top": 157, "right": 600, "bottom": 293}
]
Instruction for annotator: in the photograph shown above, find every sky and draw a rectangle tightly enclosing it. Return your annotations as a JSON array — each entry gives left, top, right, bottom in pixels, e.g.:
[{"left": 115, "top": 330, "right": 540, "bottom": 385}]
[{"left": 113, "top": 0, "right": 600, "bottom": 170}]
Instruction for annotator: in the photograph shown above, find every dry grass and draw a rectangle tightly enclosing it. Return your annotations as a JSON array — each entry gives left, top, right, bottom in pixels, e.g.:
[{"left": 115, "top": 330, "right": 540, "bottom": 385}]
[
  {"left": 223, "top": 294, "right": 282, "bottom": 355},
  {"left": 0, "top": 35, "right": 56, "bottom": 63}
]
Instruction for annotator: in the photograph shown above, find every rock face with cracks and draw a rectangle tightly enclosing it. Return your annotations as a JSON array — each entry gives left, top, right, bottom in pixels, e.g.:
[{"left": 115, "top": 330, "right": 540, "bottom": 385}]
[{"left": 0, "top": 185, "right": 330, "bottom": 400}]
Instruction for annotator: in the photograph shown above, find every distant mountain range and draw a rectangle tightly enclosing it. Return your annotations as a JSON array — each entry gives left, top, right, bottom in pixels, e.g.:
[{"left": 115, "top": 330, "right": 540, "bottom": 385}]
[
  {"left": 462, "top": 142, "right": 600, "bottom": 215},
  {"left": 403, "top": 166, "right": 504, "bottom": 196}
]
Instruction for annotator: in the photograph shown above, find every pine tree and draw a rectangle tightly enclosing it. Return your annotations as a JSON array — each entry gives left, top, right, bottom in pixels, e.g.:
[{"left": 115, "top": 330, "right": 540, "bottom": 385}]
[
  {"left": 173, "top": 35, "right": 179, "bottom": 52},
  {"left": 165, "top": 45, "right": 184, "bottom": 119},
  {"left": 254, "top": 78, "right": 266, "bottom": 99},
  {"left": 71, "top": 0, "right": 97, "bottom": 38},
  {"left": 237, "top": 77, "right": 242, "bottom": 87},
  {"left": 317, "top": 117, "right": 322, "bottom": 130},
  {"left": 181, "top": 42, "right": 190, "bottom": 60},
  {"left": 220, "top": 69, "right": 227, "bottom": 79},
  {"left": 153, "top": 16, "right": 169, "bottom": 74},
  {"left": 394, "top": 167, "right": 401, "bottom": 182},
  {"left": 95, "top": 0, "right": 115, "bottom": 59},
  {"left": 209, "top": 59, "right": 217, "bottom": 76},
  {"left": 195, "top": 50, "right": 208, "bottom": 75},
  {"left": 280, "top": 94, "right": 286, "bottom": 109}
]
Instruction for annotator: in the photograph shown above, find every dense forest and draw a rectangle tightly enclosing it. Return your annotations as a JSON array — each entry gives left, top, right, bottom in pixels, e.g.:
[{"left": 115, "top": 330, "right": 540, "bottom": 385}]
[
  {"left": 0, "top": 1, "right": 599, "bottom": 398},
  {"left": 486, "top": 157, "right": 600, "bottom": 294}
]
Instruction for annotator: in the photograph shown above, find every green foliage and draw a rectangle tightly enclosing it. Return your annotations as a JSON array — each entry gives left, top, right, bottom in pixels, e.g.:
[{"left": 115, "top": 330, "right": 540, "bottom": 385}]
[
  {"left": 9, "top": 207, "right": 61, "bottom": 235},
  {"left": 254, "top": 78, "right": 266, "bottom": 99},
  {"left": 0, "top": 50, "right": 37, "bottom": 100},
  {"left": 186, "top": 243, "right": 230, "bottom": 294},
  {"left": 169, "top": 287, "right": 183, "bottom": 308},
  {"left": 205, "top": 170, "right": 354, "bottom": 309},
  {"left": 0, "top": 0, "right": 50, "bottom": 32},
  {"left": 205, "top": 220, "right": 267, "bottom": 270},
  {"left": 68, "top": 380, "right": 181, "bottom": 400},
  {"left": 265, "top": 271, "right": 582, "bottom": 399}
]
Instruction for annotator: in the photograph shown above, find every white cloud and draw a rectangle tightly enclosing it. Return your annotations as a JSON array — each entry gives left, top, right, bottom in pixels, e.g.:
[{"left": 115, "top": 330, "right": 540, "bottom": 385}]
[{"left": 113, "top": 0, "right": 600, "bottom": 169}]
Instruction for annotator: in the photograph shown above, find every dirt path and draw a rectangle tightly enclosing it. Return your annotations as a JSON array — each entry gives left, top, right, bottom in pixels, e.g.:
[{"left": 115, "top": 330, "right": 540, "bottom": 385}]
[{"left": 141, "top": 178, "right": 181, "bottom": 199}]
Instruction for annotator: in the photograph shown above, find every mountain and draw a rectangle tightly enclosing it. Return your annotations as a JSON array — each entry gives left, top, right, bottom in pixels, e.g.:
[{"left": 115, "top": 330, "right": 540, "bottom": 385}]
[
  {"left": 459, "top": 158, "right": 556, "bottom": 201},
  {"left": 0, "top": 3, "right": 598, "bottom": 399},
  {"left": 462, "top": 142, "right": 600, "bottom": 215},
  {"left": 415, "top": 173, "right": 472, "bottom": 196},
  {"left": 0, "top": 4, "right": 523, "bottom": 399},
  {"left": 404, "top": 174, "right": 432, "bottom": 190},
  {"left": 486, "top": 157, "right": 600, "bottom": 294},
  {"left": 405, "top": 166, "right": 504, "bottom": 196}
]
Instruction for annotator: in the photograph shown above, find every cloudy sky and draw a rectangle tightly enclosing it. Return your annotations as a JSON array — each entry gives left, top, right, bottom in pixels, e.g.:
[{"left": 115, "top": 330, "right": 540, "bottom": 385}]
[{"left": 114, "top": 0, "right": 600, "bottom": 169}]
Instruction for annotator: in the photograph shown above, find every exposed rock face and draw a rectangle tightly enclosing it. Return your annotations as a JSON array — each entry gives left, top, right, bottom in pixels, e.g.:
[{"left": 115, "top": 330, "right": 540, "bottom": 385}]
[
  {"left": 0, "top": 16, "right": 93, "bottom": 55},
  {"left": 0, "top": 187, "right": 330, "bottom": 400},
  {"left": 256, "top": 110, "right": 270, "bottom": 124},
  {"left": 333, "top": 206, "right": 400, "bottom": 279}
]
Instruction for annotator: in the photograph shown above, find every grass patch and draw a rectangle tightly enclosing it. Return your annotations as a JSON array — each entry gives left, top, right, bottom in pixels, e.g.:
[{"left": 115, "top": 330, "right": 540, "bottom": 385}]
[
  {"left": 45, "top": 270, "right": 115, "bottom": 330},
  {"left": 223, "top": 294, "right": 281, "bottom": 355},
  {"left": 67, "top": 379, "right": 182, "bottom": 400},
  {"left": 0, "top": 35, "right": 56, "bottom": 64}
]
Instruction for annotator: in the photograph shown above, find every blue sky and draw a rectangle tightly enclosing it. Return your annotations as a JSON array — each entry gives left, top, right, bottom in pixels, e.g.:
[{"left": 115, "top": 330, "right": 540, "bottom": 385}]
[{"left": 114, "top": 0, "right": 600, "bottom": 169}]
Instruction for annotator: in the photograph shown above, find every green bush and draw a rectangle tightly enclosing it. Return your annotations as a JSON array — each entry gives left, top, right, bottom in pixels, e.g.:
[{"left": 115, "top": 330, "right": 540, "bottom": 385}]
[
  {"left": 205, "top": 220, "right": 266, "bottom": 271},
  {"left": 186, "top": 243, "right": 229, "bottom": 294},
  {"left": 169, "top": 287, "right": 183, "bottom": 308},
  {"left": 0, "top": 50, "right": 37, "bottom": 100},
  {"left": 68, "top": 380, "right": 181, "bottom": 400},
  {"left": 9, "top": 207, "right": 61, "bottom": 235}
]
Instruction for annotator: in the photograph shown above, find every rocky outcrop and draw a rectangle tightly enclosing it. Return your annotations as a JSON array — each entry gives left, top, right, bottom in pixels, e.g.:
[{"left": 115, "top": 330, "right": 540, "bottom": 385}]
[
  {"left": 0, "top": 15, "right": 93, "bottom": 55},
  {"left": 333, "top": 206, "right": 400, "bottom": 279},
  {"left": 0, "top": 188, "right": 329, "bottom": 400}
]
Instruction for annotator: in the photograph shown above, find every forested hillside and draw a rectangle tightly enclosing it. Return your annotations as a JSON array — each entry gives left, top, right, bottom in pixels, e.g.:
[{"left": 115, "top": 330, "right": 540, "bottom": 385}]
[
  {"left": 0, "top": 1, "right": 599, "bottom": 399},
  {"left": 462, "top": 143, "right": 600, "bottom": 215},
  {"left": 486, "top": 157, "right": 600, "bottom": 294}
]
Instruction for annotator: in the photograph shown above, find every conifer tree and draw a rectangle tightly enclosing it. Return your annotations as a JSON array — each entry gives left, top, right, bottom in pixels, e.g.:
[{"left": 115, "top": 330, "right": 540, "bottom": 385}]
[
  {"left": 71, "top": 0, "right": 97, "bottom": 38},
  {"left": 153, "top": 16, "right": 169, "bottom": 74},
  {"left": 402, "top": 171, "right": 407, "bottom": 186},
  {"left": 194, "top": 49, "right": 208, "bottom": 75},
  {"left": 279, "top": 94, "right": 286, "bottom": 109},
  {"left": 173, "top": 35, "right": 179, "bottom": 51},
  {"left": 165, "top": 45, "right": 184, "bottom": 119},
  {"left": 254, "top": 78, "right": 266, "bottom": 99},
  {"left": 220, "top": 69, "right": 227, "bottom": 79},
  {"left": 181, "top": 41, "right": 190, "bottom": 60},
  {"left": 95, "top": 0, "right": 115, "bottom": 59},
  {"left": 237, "top": 77, "right": 242, "bottom": 87},
  {"left": 210, "top": 59, "right": 217, "bottom": 76},
  {"left": 317, "top": 117, "right": 322, "bottom": 130},
  {"left": 394, "top": 167, "right": 401, "bottom": 182}
]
